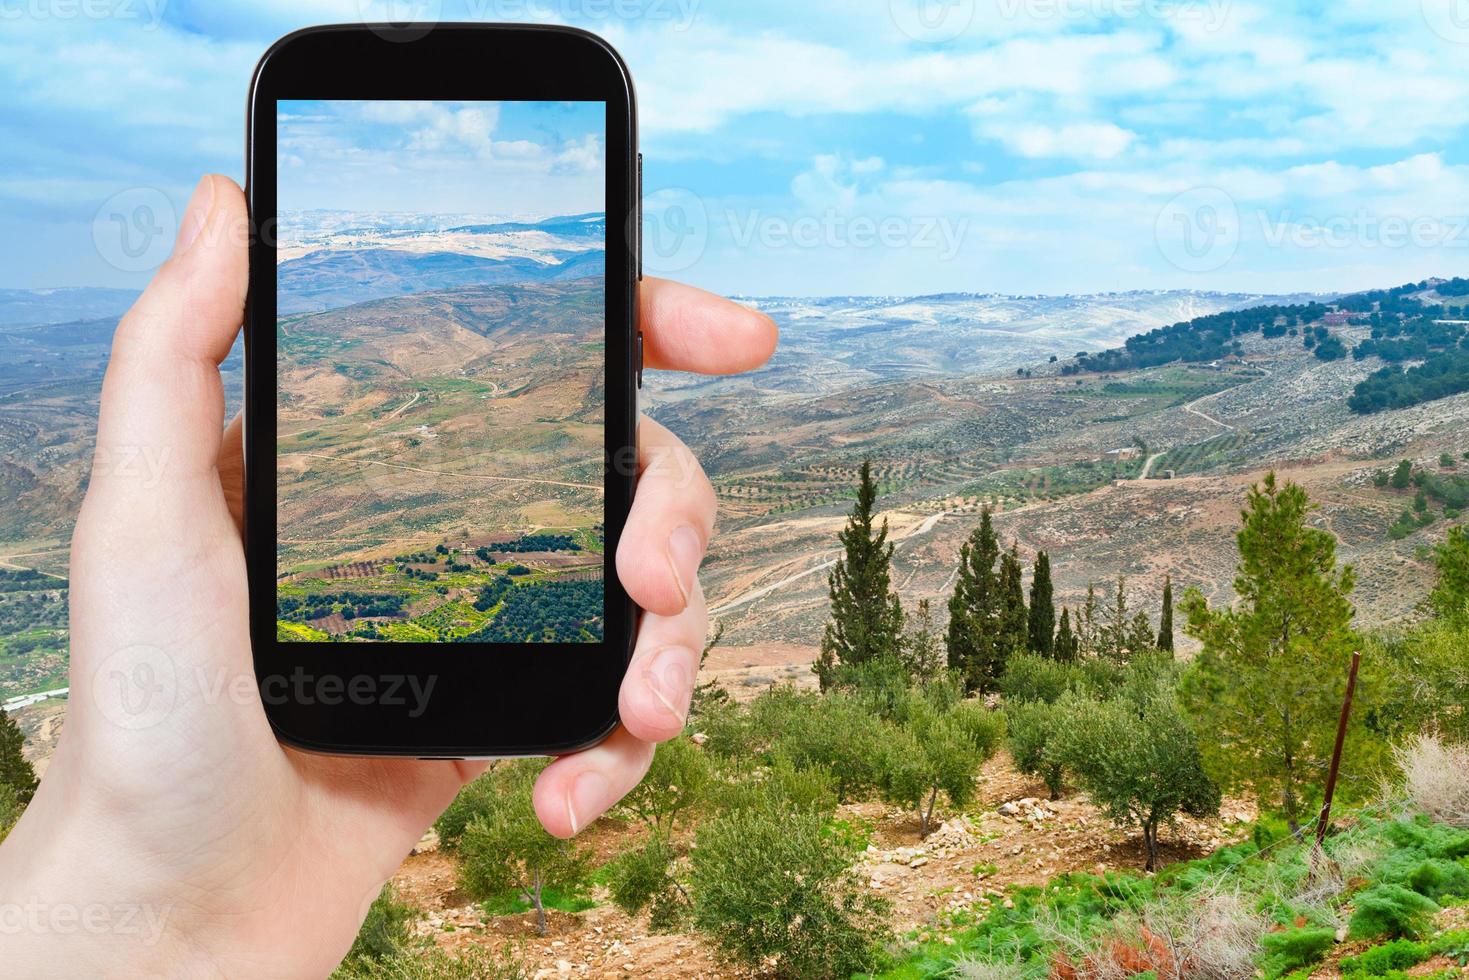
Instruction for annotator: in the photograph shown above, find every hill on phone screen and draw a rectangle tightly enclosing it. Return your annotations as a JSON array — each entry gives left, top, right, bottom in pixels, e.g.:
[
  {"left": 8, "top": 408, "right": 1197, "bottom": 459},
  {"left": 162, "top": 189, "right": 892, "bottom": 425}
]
[{"left": 273, "top": 211, "right": 607, "bottom": 644}]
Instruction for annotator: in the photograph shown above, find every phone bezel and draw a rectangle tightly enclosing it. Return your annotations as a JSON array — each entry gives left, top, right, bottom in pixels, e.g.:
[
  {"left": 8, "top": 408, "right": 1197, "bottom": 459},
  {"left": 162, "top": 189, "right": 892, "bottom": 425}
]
[{"left": 244, "top": 23, "right": 639, "bottom": 758}]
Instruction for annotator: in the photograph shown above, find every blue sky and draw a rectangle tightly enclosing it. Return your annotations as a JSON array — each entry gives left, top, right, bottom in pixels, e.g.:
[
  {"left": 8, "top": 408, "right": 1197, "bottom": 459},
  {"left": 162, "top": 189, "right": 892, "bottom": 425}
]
[
  {"left": 2, "top": 0, "right": 1468, "bottom": 295},
  {"left": 278, "top": 100, "right": 605, "bottom": 216}
]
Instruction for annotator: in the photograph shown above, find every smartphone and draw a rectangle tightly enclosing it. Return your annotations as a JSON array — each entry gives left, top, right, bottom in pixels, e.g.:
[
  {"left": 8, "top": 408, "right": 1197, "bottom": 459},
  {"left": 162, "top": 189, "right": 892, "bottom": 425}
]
[{"left": 244, "top": 24, "right": 640, "bottom": 757}]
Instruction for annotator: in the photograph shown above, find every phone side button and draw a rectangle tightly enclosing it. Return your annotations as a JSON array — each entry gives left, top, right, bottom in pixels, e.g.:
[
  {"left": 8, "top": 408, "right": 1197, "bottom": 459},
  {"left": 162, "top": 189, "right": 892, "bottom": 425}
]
[
  {"left": 636, "top": 330, "right": 644, "bottom": 389},
  {"left": 636, "top": 152, "right": 644, "bottom": 281}
]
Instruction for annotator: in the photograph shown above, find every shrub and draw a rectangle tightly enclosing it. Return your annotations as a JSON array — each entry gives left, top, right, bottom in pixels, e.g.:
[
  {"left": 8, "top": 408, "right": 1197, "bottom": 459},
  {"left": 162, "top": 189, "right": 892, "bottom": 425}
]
[
  {"left": 1339, "top": 938, "right": 1430, "bottom": 976},
  {"left": 770, "top": 692, "right": 888, "bottom": 801},
  {"left": 435, "top": 771, "right": 506, "bottom": 849},
  {"left": 1007, "top": 700, "right": 1066, "bottom": 800},
  {"left": 338, "top": 884, "right": 417, "bottom": 968},
  {"left": 690, "top": 796, "right": 890, "bottom": 978},
  {"left": 0, "top": 782, "right": 20, "bottom": 845},
  {"left": 332, "top": 945, "right": 527, "bottom": 979},
  {"left": 714, "top": 751, "right": 840, "bottom": 816},
  {"left": 1405, "top": 857, "right": 1469, "bottom": 901},
  {"left": 617, "top": 735, "right": 711, "bottom": 835},
  {"left": 456, "top": 761, "right": 592, "bottom": 935},
  {"left": 1053, "top": 685, "right": 1220, "bottom": 871},
  {"left": 1347, "top": 883, "right": 1439, "bottom": 940},
  {"left": 999, "top": 653, "right": 1075, "bottom": 705},
  {"left": 606, "top": 835, "right": 686, "bottom": 931},
  {"left": 1397, "top": 734, "right": 1469, "bottom": 829},
  {"left": 1259, "top": 926, "right": 1335, "bottom": 978}
]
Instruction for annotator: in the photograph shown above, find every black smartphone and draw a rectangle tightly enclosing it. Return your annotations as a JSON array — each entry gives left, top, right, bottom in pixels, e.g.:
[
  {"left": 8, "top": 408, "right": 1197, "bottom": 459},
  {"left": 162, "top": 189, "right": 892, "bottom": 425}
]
[{"left": 244, "top": 24, "right": 640, "bottom": 757}]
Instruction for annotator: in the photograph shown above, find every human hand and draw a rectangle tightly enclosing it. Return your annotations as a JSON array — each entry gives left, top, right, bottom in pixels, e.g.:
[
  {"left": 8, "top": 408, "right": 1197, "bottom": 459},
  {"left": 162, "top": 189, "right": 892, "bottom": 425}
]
[{"left": 0, "top": 174, "right": 775, "bottom": 978}]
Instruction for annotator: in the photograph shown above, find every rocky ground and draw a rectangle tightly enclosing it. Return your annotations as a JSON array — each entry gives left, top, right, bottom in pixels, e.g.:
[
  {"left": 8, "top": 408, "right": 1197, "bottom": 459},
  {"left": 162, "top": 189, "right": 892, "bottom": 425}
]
[{"left": 391, "top": 750, "right": 1257, "bottom": 979}]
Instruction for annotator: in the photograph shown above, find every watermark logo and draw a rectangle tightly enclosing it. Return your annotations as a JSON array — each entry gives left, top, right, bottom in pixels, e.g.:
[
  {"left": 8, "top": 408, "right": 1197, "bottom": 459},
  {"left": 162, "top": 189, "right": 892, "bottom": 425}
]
[
  {"left": 92, "top": 187, "right": 175, "bottom": 274},
  {"left": 642, "top": 186, "right": 710, "bottom": 275},
  {"left": 355, "top": 0, "right": 442, "bottom": 40},
  {"left": 92, "top": 645, "right": 177, "bottom": 731},
  {"left": 1155, "top": 186, "right": 1241, "bottom": 274},
  {"left": 1423, "top": 0, "right": 1469, "bottom": 44},
  {"left": 0, "top": 0, "right": 166, "bottom": 29},
  {"left": 890, "top": 0, "right": 976, "bottom": 42}
]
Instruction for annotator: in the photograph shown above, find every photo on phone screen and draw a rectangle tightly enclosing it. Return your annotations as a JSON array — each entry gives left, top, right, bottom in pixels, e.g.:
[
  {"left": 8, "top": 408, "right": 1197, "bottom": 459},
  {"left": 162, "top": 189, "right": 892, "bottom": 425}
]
[{"left": 273, "top": 100, "right": 607, "bottom": 645}]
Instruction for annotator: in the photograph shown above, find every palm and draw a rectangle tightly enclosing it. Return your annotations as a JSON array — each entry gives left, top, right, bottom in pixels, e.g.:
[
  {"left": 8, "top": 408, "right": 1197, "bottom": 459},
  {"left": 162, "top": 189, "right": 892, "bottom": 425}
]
[{"left": 0, "top": 175, "right": 774, "bottom": 978}]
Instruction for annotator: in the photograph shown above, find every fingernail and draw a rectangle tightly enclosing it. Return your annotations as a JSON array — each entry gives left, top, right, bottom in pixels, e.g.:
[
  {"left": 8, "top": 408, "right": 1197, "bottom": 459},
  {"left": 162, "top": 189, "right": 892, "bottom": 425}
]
[
  {"left": 643, "top": 647, "right": 693, "bottom": 725},
  {"left": 567, "top": 771, "right": 609, "bottom": 836},
  {"left": 666, "top": 525, "right": 703, "bottom": 608},
  {"left": 174, "top": 175, "right": 215, "bottom": 254}
]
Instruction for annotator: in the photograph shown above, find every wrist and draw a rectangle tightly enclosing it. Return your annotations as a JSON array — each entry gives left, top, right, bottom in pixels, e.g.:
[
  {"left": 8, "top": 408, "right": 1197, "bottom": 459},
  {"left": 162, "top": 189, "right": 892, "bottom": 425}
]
[{"left": 0, "top": 763, "right": 222, "bottom": 979}]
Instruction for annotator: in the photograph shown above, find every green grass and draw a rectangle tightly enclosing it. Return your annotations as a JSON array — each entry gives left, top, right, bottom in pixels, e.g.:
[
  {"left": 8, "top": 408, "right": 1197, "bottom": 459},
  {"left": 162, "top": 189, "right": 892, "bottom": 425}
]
[
  {"left": 876, "top": 813, "right": 1469, "bottom": 980},
  {"left": 480, "top": 885, "right": 595, "bottom": 917}
]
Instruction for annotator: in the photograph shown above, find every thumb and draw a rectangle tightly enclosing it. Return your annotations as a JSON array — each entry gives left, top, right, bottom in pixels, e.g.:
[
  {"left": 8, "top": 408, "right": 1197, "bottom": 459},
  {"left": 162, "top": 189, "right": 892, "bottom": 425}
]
[{"left": 88, "top": 174, "right": 248, "bottom": 504}]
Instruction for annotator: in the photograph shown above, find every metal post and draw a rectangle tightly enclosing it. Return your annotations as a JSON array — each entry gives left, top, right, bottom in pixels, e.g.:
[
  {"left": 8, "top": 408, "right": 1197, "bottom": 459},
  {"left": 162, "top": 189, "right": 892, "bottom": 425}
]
[{"left": 1315, "top": 650, "right": 1362, "bottom": 851}]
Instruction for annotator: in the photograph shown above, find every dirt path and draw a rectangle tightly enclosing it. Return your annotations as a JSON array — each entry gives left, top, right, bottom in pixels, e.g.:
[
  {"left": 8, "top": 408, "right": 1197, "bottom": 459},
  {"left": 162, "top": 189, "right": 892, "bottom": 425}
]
[
  {"left": 1139, "top": 451, "right": 1165, "bottom": 479},
  {"left": 379, "top": 391, "right": 421, "bottom": 424}
]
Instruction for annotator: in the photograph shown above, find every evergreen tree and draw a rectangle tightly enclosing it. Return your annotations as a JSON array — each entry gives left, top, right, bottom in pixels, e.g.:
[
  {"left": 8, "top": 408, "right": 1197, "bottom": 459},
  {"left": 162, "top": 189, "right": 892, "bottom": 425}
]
[
  {"left": 946, "top": 507, "right": 1002, "bottom": 691},
  {"left": 901, "top": 598, "right": 945, "bottom": 681},
  {"left": 1158, "top": 575, "right": 1175, "bottom": 654},
  {"left": 815, "top": 460, "right": 905, "bottom": 690},
  {"left": 1078, "top": 583, "right": 1100, "bottom": 656},
  {"left": 0, "top": 708, "right": 37, "bottom": 806},
  {"left": 1054, "top": 607, "right": 1079, "bottom": 662},
  {"left": 997, "top": 544, "right": 1029, "bottom": 662},
  {"left": 1027, "top": 551, "right": 1056, "bottom": 657},
  {"left": 1429, "top": 525, "right": 1469, "bottom": 622},
  {"left": 1101, "top": 573, "right": 1130, "bottom": 660},
  {"left": 1181, "top": 473, "right": 1367, "bottom": 834},
  {"left": 1125, "top": 610, "right": 1154, "bottom": 656}
]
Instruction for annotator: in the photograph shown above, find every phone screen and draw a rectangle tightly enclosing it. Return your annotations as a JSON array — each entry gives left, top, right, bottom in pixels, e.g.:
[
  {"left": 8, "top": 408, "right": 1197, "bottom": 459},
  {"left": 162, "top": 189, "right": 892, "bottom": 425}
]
[{"left": 273, "top": 100, "right": 607, "bottom": 645}]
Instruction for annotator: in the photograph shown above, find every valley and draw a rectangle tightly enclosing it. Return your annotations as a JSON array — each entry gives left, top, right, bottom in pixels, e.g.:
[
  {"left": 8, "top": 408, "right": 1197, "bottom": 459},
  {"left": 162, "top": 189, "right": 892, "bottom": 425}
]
[{"left": 275, "top": 277, "right": 608, "bottom": 643}]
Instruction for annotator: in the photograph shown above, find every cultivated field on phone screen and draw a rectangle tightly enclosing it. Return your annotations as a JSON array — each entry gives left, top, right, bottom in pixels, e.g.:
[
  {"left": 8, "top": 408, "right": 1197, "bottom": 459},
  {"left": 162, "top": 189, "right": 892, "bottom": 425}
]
[{"left": 274, "top": 213, "right": 607, "bottom": 645}]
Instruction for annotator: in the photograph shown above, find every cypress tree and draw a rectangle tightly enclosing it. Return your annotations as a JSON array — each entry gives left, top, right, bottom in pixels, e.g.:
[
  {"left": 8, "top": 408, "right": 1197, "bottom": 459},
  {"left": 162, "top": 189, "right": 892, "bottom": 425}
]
[
  {"left": 1102, "top": 573, "right": 1130, "bottom": 660},
  {"left": 1126, "top": 610, "right": 1155, "bottom": 657},
  {"left": 998, "top": 544, "right": 1028, "bottom": 661},
  {"left": 946, "top": 506, "right": 1001, "bottom": 691},
  {"left": 1054, "top": 607, "right": 1079, "bottom": 662},
  {"left": 1079, "top": 583, "right": 1099, "bottom": 656},
  {"left": 1027, "top": 550, "right": 1056, "bottom": 657},
  {"left": 0, "top": 708, "right": 38, "bottom": 805},
  {"left": 1158, "top": 574, "right": 1175, "bottom": 654},
  {"left": 815, "top": 459, "right": 905, "bottom": 690}
]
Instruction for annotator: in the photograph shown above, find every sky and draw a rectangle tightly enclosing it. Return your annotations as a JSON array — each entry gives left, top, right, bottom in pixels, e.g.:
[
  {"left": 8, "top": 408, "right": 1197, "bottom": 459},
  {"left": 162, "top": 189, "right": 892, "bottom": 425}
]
[
  {"left": 277, "top": 100, "right": 605, "bottom": 216},
  {"left": 2, "top": 0, "right": 1468, "bottom": 296}
]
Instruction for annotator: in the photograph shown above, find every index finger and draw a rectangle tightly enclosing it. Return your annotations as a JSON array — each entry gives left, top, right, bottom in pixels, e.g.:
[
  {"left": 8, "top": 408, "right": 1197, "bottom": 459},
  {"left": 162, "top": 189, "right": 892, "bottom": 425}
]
[{"left": 641, "top": 277, "right": 778, "bottom": 375}]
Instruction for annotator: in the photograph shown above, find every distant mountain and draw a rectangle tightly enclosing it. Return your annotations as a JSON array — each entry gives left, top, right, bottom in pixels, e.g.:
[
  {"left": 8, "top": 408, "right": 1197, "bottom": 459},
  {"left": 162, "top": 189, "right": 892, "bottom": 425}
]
[
  {"left": 275, "top": 211, "right": 607, "bottom": 314},
  {"left": 0, "top": 288, "right": 138, "bottom": 326},
  {"left": 277, "top": 248, "right": 604, "bottom": 315}
]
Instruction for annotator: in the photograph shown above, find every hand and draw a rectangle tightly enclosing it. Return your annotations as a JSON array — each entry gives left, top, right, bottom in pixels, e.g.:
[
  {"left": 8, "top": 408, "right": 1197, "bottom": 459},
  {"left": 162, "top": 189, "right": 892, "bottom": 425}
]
[{"left": 0, "top": 175, "right": 776, "bottom": 978}]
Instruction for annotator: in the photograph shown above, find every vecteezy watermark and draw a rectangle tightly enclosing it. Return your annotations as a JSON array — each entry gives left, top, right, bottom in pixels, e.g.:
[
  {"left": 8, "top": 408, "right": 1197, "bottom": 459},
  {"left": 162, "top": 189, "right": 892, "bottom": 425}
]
[
  {"left": 354, "top": 0, "right": 700, "bottom": 39},
  {"left": 355, "top": 0, "right": 440, "bottom": 41},
  {"left": 1259, "top": 211, "right": 1469, "bottom": 251},
  {"left": 1422, "top": 0, "right": 1469, "bottom": 44},
  {"left": 89, "top": 445, "right": 172, "bottom": 491},
  {"left": 993, "top": 0, "right": 1231, "bottom": 30},
  {"left": 0, "top": 0, "right": 166, "bottom": 29},
  {"left": 1157, "top": 187, "right": 1469, "bottom": 273},
  {"left": 259, "top": 668, "right": 437, "bottom": 719},
  {"left": 642, "top": 186, "right": 711, "bottom": 276},
  {"left": 890, "top": 0, "right": 976, "bottom": 42},
  {"left": 1154, "top": 187, "right": 1242, "bottom": 274},
  {"left": 726, "top": 209, "right": 971, "bottom": 263},
  {"left": 0, "top": 900, "right": 171, "bottom": 944},
  {"left": 92, "top": 187, "right": 176, "bottom": 275},
  {"left": 92, "top": 645, "right": 178, "bottom": 731},
  {"left": 91, "top": 646, "right": 442, "bottom": 729}
]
